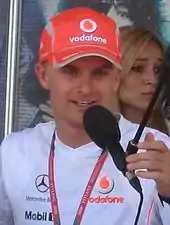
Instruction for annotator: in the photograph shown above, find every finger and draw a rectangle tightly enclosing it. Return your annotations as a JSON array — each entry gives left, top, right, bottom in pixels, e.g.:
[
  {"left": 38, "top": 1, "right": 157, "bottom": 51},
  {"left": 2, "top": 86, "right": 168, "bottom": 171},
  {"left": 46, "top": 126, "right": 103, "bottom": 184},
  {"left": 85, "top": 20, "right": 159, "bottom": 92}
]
[
  {"left": 144, "top": 132, "right": 155, "bottom": 142},
  {"left": 137, "top": 140, "right": 168, "bottom": 153},
  {"left": 137, "top": 132, "right": 166, "bottom": 152},
  {"left": 127, "top": 160, "right": 163, "bottom": 171},
  {"left": 126, "top": 151, "right": 164, "bottom": 163},
  {"left": 135, "top": 170, "right": 162, "bottom": 181}
]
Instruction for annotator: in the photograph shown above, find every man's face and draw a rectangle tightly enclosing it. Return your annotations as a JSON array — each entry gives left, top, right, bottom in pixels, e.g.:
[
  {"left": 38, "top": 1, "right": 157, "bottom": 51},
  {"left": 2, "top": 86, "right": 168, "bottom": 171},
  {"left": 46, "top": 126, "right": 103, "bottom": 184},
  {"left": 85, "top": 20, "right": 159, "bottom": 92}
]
[{"left": 36, "top": 56, "right": 120, "bottom": 128}]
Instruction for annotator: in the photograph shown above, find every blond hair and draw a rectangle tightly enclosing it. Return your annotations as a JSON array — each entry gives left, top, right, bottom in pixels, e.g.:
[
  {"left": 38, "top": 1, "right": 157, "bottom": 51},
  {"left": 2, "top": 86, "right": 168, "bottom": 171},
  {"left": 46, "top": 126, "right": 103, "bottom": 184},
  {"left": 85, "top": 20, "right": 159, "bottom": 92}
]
[
  {"left": 119, "top": 26, "right": 169, "bottom": 135},
  {"left": 120, "top": 26, "right": 164, "bottom": 75}
]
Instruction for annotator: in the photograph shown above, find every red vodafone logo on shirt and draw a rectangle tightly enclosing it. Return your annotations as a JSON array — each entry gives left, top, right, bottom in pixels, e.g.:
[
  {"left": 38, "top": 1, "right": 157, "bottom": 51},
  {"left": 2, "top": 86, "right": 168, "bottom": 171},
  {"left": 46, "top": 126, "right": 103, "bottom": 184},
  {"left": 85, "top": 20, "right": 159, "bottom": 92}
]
[
  {"left": 88, "top": 175, "right": 124, "bottom": 204},
  {"left": 80, "top": 19, "right": 97, "bottom": 33},
  {"left": 97, "top": 175, "right": 114, "bottom": 194}
]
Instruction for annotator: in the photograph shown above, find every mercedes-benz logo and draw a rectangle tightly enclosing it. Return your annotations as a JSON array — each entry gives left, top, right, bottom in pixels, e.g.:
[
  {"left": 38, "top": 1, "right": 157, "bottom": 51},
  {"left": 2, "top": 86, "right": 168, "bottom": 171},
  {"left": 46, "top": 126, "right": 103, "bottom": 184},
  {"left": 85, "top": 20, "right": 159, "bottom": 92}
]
[{"left": 35, "top": 174, "right": 49, "bottom": 193}]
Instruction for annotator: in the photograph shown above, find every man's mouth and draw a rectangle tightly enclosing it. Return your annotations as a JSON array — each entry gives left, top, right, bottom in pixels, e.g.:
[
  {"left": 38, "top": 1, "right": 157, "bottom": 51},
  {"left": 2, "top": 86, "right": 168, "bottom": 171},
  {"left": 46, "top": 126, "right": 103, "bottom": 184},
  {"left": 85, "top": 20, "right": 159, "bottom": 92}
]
[{"left": 72, "top": 100, "right": 96, "bottom": 107}]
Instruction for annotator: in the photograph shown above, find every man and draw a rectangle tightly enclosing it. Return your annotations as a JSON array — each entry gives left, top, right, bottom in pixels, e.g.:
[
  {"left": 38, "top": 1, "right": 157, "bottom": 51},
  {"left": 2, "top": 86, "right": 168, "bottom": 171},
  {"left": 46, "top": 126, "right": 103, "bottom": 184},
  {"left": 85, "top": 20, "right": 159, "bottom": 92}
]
[{"left": 0, "top": 7, "right": 170, "bottom": 225}]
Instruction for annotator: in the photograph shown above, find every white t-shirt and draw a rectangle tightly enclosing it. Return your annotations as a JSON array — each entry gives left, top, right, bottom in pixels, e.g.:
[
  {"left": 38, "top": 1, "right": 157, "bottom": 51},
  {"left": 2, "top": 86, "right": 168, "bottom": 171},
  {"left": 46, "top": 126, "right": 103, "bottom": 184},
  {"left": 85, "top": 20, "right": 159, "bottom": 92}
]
[{"left": 0, "top": 116, "right": 170, "bottom": 225}]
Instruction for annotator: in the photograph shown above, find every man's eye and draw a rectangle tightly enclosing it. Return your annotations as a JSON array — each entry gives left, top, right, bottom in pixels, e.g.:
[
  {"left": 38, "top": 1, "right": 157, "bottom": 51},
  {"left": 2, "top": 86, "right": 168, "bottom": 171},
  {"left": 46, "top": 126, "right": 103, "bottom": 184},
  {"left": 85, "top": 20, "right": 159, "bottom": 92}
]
[
  {"left": 94, "top": 69, "right": 110, "bottom": 76},
  {"left": 61, "top": 67, "right": 77, "bottom": 75}
]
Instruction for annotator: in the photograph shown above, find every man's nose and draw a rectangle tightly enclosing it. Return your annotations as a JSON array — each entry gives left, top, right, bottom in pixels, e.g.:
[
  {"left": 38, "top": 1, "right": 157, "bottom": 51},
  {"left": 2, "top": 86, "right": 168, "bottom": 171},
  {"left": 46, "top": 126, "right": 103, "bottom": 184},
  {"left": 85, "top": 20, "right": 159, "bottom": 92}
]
[{"left": 78, "top": 74, "right": 93, "bottom": 94}]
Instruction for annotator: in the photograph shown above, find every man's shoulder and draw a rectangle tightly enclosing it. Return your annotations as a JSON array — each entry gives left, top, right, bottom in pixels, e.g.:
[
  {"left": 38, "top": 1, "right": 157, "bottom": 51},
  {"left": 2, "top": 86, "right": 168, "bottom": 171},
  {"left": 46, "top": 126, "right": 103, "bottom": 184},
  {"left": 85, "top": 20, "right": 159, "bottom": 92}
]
[{"left": 0, "top": 121, "right": 55, "bottom": 151}]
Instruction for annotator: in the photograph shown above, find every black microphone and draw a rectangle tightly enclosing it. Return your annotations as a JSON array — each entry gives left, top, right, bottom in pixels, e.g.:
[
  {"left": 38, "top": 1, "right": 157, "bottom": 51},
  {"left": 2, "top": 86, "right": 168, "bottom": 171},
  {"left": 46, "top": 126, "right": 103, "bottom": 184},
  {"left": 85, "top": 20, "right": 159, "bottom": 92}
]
[
  {"left": 83, "top": 105, "right": 142, "bottom": 194},
  {"left": 126, "top": 44, "right": 170, "bottom": 156}
]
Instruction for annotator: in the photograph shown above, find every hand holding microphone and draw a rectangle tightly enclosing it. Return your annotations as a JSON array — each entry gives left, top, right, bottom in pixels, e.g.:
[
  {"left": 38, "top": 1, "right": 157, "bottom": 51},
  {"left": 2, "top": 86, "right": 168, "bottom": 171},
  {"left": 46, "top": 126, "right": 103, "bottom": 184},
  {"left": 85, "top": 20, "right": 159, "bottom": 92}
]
[{"left": 126, "top": 132, "right": 170, "bottom": 198}]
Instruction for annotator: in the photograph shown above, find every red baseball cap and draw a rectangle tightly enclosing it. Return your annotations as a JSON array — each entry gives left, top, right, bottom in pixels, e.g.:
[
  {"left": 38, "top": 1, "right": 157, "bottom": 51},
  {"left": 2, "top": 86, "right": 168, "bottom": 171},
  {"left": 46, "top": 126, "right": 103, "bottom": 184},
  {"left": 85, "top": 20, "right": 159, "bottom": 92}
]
[{"left": 38, "top": 7, "right": 122, "bottom": 69}]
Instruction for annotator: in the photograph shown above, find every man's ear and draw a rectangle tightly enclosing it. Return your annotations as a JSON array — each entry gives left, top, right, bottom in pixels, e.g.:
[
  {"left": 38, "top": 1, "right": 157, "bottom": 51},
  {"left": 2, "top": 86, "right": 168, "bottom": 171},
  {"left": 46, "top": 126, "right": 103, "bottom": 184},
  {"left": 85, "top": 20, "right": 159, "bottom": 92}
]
[
  {"left": 113, "top": 69, "right": 121, "bottom": 92},
  {"left": 35, "top": 63, "right": 50, "bottom": 90}
]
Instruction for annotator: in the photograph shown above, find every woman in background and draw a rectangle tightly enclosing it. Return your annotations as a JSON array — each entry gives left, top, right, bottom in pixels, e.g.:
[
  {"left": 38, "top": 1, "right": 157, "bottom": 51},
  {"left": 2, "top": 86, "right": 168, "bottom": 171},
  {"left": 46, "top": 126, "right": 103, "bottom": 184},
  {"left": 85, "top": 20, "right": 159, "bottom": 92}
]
[{"left": 119, "top": 26, "right": 170, "bottom": 134}]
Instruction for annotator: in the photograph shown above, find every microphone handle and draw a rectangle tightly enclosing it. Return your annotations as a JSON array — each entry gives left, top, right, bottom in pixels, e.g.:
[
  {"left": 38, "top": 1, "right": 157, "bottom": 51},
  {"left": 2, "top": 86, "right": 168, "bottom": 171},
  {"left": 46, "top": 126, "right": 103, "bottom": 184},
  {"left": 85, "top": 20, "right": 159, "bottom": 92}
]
[
  {"left": 106, "top": 140, "right": 127, "bottom": 175},
  {"left": 106, "top": 140, "right": 142, "bottom": 193}
]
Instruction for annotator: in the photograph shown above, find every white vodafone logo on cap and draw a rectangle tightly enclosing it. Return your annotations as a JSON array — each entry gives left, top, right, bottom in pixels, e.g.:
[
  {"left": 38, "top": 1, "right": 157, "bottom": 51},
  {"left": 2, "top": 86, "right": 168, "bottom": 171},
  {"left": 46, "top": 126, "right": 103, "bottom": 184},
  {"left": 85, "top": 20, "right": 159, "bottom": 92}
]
[{"left": 80, "top": 19, "right": 97, "bottom": 33}]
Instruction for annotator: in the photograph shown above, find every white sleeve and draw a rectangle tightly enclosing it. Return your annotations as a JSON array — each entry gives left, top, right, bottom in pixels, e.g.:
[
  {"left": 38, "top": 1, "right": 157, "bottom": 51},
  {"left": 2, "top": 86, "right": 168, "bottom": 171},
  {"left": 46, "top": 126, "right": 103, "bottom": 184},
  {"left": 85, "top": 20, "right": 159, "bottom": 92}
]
[
  {"left": 152, "top": 131, "right": 170, "bottom": 224},
  {"left": 154, "top": 192, "right": 170, "bottom": 225},
  {"left": 0, "top": 143, "right": 15, "bottom": 225},
  {"left": 140, "top": 129, "right": 170, "bottom": 224}
]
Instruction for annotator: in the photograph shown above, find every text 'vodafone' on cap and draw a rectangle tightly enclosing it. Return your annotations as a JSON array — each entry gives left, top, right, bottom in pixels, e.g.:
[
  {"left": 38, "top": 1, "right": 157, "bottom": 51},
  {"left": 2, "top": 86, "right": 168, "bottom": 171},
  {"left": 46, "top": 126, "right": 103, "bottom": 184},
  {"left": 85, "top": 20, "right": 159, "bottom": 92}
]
[{"left": 38, "top": 7, "right": 122, "bottom": 69}]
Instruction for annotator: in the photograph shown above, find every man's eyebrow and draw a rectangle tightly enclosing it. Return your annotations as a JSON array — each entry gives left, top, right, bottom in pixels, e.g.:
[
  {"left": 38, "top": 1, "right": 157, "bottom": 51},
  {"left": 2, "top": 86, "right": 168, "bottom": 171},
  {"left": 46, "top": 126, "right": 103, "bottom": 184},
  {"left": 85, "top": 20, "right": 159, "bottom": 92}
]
[
  {"left": 95, "top": 64, "right": 114, "bottom": 70},
  {"left": 62, "top": 64, "right": 77, "bottom": 69}
]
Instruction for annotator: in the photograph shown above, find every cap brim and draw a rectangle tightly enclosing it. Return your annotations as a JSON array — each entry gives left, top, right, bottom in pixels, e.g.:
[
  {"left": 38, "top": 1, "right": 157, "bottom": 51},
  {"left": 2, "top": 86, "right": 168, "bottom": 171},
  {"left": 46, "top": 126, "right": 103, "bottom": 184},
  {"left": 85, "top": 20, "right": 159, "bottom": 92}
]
[{"left": 52, "top": 45, "right": 122, "bottom": 70}]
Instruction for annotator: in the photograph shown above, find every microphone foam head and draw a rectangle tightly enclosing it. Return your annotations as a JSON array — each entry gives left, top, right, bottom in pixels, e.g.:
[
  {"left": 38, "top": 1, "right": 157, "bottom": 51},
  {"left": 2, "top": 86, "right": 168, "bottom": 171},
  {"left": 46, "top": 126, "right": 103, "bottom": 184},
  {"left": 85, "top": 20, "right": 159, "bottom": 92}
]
[{"left": 83, "top": 105, "right": 120, "bottom": 149}]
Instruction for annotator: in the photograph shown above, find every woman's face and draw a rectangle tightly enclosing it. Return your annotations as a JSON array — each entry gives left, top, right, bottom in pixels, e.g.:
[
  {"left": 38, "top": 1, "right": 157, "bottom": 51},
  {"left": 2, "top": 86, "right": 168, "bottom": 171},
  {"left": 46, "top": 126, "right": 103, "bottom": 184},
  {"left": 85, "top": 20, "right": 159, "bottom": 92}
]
[{"left": 119, "top": 41, "right": 163, "bottom": 112}]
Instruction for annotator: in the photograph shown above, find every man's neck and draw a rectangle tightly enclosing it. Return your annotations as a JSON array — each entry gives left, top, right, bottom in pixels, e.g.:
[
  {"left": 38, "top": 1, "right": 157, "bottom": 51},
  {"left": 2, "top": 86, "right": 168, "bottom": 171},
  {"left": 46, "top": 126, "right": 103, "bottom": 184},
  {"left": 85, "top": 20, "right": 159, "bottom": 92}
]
[{"left": 55, "top": 121, "right": 92, "bottom": 149}]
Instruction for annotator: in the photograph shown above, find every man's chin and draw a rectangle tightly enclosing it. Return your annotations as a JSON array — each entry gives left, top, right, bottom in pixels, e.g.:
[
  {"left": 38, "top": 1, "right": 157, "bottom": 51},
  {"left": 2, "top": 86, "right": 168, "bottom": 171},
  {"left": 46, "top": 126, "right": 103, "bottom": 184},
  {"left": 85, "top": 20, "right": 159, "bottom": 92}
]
[{"left": 67, "top": 115, "right": 85, "bottom": 129}]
